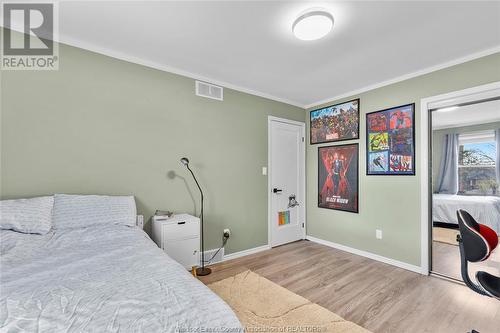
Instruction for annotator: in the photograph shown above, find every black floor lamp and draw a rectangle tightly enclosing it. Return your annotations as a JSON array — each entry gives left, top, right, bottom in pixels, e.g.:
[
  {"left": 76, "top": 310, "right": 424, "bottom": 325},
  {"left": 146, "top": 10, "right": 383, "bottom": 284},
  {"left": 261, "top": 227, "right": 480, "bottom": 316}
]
[{"left": 180, "top": 157, "right": 211, "bottom": 276}]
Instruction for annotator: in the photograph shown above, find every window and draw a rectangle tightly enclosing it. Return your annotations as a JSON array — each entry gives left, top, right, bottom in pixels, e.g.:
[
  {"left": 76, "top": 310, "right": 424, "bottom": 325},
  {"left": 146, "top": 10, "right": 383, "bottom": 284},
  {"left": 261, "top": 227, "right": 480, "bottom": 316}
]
[{"left": 458, "top": 131, "right": 497, "bottom": 196}]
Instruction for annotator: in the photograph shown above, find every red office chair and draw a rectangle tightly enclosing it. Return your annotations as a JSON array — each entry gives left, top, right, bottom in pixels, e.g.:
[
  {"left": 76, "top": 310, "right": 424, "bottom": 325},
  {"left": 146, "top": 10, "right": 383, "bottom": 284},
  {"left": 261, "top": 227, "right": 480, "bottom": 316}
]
[{"left": 456, "top": 209, "right": 499, "bottom": 299}]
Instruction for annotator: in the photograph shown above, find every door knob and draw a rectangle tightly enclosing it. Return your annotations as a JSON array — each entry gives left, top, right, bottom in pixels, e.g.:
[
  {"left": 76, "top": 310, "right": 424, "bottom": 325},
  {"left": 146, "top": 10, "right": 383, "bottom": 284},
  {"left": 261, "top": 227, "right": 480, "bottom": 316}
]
[{"left": 273, "top": 188, "right": 283, "bottom": 193}]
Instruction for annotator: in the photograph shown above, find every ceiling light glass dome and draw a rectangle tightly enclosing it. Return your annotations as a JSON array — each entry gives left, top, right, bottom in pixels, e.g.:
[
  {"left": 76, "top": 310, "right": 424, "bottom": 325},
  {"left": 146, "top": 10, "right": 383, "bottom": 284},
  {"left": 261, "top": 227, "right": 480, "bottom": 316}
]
[{"left": 293, "top": 9, "right": 334, "bottom": 41}]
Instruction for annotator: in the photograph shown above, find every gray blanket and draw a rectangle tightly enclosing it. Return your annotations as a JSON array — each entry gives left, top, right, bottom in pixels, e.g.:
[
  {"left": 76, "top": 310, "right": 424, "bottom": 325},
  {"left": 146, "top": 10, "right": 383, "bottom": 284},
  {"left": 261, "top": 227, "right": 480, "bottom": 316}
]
[{"left": 0, "top": 225, "right": 241, "bottom": 332}]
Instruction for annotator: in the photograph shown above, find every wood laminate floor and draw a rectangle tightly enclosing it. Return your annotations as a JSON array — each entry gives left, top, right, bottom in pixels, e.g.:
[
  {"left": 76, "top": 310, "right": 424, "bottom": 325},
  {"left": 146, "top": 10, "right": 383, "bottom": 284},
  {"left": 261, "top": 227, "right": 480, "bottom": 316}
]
[
  {"left": 432, "top": 240, "right": 500, "bottom": 280},
  {"left": 199, "top": 240, "right": 500, "bottom": 333}
]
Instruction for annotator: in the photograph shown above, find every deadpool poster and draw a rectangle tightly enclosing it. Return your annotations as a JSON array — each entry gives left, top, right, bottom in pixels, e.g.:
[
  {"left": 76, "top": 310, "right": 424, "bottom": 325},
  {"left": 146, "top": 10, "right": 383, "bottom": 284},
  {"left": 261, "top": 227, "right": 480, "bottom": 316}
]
[{"left": 318, "top": 144, "right": 359, "bottom": 213}]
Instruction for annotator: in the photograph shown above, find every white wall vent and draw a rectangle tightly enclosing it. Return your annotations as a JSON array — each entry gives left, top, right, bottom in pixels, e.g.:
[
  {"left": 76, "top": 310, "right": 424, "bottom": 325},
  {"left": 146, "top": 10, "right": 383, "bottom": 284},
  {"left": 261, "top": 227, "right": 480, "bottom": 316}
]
[
  {"left": 195, "top": 81, "right": 223, "bottom": 101},
  {"left": 203, "top": 247, "right": 225, "bottom": 264}
]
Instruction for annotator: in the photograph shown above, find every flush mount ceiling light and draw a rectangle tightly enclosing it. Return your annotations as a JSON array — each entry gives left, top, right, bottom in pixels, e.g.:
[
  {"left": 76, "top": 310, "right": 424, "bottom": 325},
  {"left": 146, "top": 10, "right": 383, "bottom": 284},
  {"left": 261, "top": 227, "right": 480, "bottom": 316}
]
[{"left": 292, "top": 8, "right": 334, "bottom": 41}]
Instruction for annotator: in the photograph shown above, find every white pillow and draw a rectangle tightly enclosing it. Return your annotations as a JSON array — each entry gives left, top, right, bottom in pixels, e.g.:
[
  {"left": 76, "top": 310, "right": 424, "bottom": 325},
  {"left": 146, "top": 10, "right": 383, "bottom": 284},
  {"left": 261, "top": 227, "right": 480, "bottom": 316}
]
[
  {"left": 53, "top": 194, "right": 136, "bottom": 230},
  {"left": 0, "top": 196, "right": 54, "bottom": 234}
]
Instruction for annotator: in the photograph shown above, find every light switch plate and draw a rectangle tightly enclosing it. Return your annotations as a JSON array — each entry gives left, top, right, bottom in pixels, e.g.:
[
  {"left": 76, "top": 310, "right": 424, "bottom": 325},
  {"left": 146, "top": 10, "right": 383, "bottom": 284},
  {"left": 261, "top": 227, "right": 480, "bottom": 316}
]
[
  {"left": 262, "top": 166, "right": 267, "bottom": 175},
  {"left": 376, "top": 229, "right": 382, "bottom": 239}
]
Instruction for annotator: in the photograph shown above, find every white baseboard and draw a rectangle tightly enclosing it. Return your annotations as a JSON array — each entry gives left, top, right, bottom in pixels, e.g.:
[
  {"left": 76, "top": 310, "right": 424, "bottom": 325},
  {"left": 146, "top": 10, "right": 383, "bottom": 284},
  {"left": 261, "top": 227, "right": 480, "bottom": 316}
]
[
  {"left": 306, "top": 235, "right": 425, "bottom": 275},
  {"left": 222, "top": 244, "right": 271, "bottom": 262},
  {"left": 203, "top": 244, "right": 271, "bottom": 266}
]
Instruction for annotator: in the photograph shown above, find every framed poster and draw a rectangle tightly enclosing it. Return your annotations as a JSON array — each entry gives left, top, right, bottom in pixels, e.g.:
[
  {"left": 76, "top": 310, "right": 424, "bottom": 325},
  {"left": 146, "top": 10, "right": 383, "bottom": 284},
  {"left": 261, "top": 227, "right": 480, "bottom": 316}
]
[
  {"left": 366, "top": 103, "right": 415, "bottom": 175},
  {"left": 310, "top": 99, "right": 360, "bottom": 144},
  {"left": 318, "top": 143, "right": 359, "bottom": 213}
]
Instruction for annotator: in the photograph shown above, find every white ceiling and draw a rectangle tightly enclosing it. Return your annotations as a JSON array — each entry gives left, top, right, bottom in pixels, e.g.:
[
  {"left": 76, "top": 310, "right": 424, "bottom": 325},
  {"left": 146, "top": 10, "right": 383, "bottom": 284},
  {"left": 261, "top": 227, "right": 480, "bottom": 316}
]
[
  {"left": 14, "top": 1, "right": 500, "bottom": 107},
  {"left": 432, "top": 99, "right": 500, "bottom": 130}
]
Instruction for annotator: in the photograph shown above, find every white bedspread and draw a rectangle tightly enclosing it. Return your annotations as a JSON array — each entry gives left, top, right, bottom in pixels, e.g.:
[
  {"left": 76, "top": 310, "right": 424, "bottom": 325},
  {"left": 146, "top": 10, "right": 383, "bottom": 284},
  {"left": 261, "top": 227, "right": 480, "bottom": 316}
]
[
  {"left": 0, "top": 225, "right": 241, "bottom": 333},
  {"left": 433, "top": 194, "right": 500, "bottom": 233}
]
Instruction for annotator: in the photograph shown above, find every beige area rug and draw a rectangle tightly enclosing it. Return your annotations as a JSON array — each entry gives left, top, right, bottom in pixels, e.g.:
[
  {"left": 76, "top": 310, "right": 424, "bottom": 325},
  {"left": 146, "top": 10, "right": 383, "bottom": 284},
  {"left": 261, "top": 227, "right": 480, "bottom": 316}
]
[
  {"left": 208, "top": 270, "right": 371, "bottom": 333},
  {"left": 433, "top": 227, "right": 460, "bottom": 245}
]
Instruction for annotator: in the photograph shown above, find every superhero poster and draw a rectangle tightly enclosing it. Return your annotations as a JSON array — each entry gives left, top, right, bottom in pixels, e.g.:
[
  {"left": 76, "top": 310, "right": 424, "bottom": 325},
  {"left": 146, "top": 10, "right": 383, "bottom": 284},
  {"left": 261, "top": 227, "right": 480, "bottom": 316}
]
[
  {"left": 318, "top": 144, "right": 359, "bottom": 213},
  {"left": 310, "top": 99, "right": 359, "bottom": 144},
  {"left": 366, "top": 104, "right": 415, "bottom": 175}
]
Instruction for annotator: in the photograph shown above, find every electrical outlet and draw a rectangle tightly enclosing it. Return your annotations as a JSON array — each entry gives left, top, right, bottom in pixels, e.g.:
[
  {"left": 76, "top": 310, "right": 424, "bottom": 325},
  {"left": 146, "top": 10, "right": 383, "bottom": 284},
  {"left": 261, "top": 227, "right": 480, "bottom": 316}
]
[
  {"left": 223, "top": 228, "right": 231, "bottom": 238},
  {"left": 136, "top": 215, "right": 144, "bottom": 230},
  {"left": 376, "top": 229, "right": 383, "bottom": 239}
]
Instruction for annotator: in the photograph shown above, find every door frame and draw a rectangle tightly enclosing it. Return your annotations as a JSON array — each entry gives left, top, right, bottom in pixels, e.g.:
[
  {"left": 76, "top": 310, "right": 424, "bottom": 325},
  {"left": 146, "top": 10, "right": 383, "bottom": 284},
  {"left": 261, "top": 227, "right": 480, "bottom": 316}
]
[
  {"left": 268, "top": 116, "right": 306, "bottom": 247},
  {"left": 419, "top": 81, "right": 500, "bottom": 275}
]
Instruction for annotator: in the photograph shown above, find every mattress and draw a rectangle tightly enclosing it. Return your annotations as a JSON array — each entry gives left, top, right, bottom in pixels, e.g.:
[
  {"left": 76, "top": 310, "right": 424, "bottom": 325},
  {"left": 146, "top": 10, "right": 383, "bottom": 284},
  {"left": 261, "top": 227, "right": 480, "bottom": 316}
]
[
  {"left": 0, "top": 225, "right": 241, "bottom": 332},
  {"left": 433, "top": 194, "right": 500, "bottom": 233}
]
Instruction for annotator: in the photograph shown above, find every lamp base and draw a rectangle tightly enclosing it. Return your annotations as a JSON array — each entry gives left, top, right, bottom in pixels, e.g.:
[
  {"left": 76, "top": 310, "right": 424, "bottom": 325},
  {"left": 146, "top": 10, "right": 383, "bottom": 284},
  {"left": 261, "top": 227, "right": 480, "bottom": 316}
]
[{"left": 196, "top": 267, "right": 212, "bottom": 276}]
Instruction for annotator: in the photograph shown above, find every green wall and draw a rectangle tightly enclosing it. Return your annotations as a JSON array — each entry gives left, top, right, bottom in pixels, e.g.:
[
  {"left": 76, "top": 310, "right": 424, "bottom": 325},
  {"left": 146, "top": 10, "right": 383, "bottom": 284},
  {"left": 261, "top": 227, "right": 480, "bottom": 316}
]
[
  {"left": 2, "top": 28, "right": 500, "bottom": 267},
  {"left": 432, "top": 121, "right": 500, "bottom": 192},
  {"left": 0, "top": 38, "right": 304, "bottom": 255},
  {"left": 306, "top": 53, "right": 500, "bottom": 266}
]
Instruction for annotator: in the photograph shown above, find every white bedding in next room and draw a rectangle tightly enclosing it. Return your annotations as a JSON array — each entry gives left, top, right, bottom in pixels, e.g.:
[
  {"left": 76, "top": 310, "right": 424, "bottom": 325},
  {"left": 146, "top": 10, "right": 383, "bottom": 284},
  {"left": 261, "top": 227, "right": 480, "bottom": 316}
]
[
  {"left": 0, "top": 224, "right": 241, "bottom": 332},
  {"left": 433, "top": 193, "right": 500, "bottom": 233}
]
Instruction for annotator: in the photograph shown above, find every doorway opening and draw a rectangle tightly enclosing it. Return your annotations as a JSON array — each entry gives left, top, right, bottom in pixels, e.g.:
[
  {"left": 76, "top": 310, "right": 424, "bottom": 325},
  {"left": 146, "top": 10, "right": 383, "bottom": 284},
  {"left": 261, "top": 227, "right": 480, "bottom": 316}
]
[{"left": 421, "top": 82, "right": 500, "bottom": 280}]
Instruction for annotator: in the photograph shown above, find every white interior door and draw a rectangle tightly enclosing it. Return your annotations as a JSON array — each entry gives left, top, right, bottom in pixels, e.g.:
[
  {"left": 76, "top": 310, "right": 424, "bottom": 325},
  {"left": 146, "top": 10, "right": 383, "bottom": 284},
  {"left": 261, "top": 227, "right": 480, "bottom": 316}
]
[{"left": 268, "top": 117, "right": 305, "bottom": 247}]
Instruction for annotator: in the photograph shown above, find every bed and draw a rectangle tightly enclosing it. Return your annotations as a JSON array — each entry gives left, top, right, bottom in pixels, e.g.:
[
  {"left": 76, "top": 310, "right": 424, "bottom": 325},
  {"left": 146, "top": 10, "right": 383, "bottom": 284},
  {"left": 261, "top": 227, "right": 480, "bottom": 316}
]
[
  {"left": 0, "top": 222, "right": 241, "bottom": 332},
  {"left": 433, "top": 193, "right": 500, "bottom": 233}
]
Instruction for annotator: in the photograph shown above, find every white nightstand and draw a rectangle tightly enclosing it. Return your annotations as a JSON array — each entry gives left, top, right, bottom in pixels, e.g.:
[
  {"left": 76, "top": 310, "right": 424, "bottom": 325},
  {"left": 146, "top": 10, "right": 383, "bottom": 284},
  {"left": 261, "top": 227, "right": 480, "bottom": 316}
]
[{"left": 152, "top": 214, "right": 200, "bottom": 269}]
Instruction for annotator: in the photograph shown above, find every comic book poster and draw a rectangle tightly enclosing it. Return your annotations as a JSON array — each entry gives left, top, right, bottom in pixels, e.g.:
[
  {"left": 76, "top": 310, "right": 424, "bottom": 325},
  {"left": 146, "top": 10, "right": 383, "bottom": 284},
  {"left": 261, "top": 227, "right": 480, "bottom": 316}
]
[
  {"left": 318, "top": 144, "right": 359, "bottom": 213},
  {"left": 310, "top": 99, "right": 359, "bottom": 144},
  {"left": 366, "top": 104, "right": 415, "bottom": 175},
  {"left": 368, "top": 151, "right": 389, "bottom": 172},
  {"left": 368, "top": 132, "right": 389, "bottom": 151}
]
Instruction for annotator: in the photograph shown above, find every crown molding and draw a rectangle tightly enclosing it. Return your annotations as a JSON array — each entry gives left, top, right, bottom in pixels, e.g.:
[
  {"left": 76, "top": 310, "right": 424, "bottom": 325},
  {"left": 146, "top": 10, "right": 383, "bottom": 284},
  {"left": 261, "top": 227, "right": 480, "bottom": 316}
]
[
  {"left": 2, "top": 25, "right": 307, "bottom": 107},
  {"left": 304, "top": 45, "right": 500, "bottom": 109},
  {"left": 51, "top": 33, "right": 307, "bottom": 109},
  {"left": 3, "top": 25, "right": 498, "bottom": 111}
]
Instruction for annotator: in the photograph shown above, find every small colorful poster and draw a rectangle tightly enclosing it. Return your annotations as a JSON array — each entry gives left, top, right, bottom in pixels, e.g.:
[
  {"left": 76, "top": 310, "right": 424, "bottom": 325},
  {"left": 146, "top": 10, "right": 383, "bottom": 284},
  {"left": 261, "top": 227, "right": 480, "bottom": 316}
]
[
  {"left": 318, "top": 144, "right": 359, "bottom": 213},
  {"left": 366, "top": 104, "right": 415, "bottom": 175},
  {"left": 368, "top": 132, "right": 389, "bottom": 151},
  {"left": 310, "top": 99, "right": 359, "bottom": 144},
  {"left": 368, "top": 151, "right": 389, "bottom": 172},
  {"left": 278, "top": 211, "right": 290, "bottom": 226},
  {"left": 389, "top": 155, "right": 413, "bottom": 172}
]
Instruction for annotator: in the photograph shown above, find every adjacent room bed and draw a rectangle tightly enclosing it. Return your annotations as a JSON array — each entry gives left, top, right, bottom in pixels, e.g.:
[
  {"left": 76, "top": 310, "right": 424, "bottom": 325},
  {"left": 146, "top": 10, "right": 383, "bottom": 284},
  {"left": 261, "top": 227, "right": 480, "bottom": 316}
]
[
  {"left": 433, "top": 193, "right": 500, "bottom": 233},
  {"left": 0, "top": 195, "right": 241, "bottom": 332}
]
